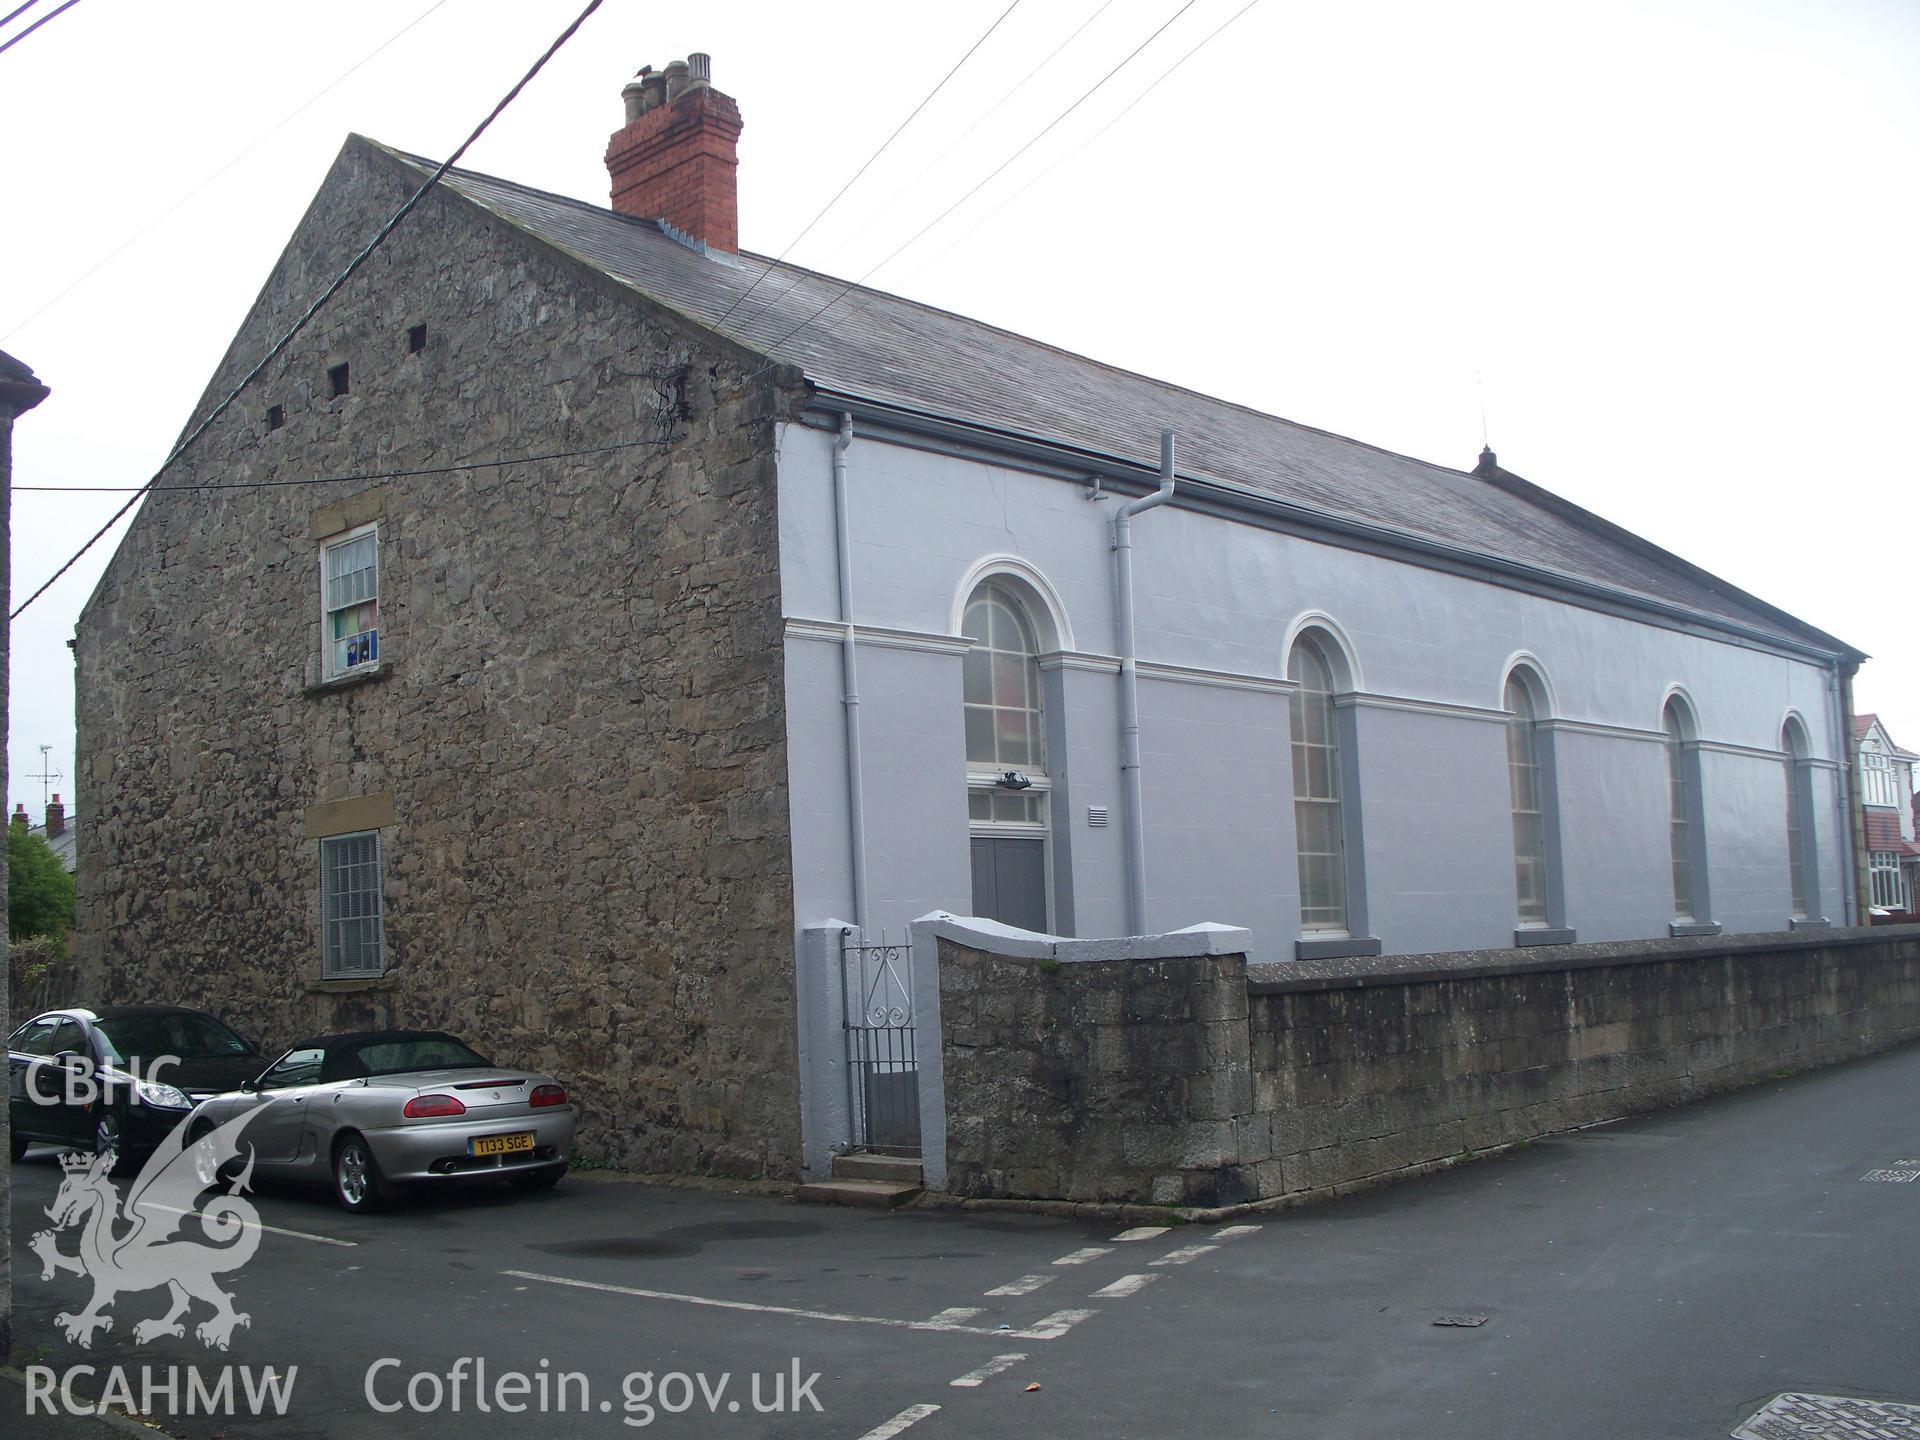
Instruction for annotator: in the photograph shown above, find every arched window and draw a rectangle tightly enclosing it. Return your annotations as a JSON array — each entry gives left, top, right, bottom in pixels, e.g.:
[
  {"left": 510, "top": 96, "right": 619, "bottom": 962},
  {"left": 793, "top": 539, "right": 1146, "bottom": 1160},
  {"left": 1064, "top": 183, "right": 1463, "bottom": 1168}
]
[
  {"left": 1663, "top": 697, "right": 1705, "bottom": 923},
  {"left": 1505, "top": 675, "right": 1547, "bottom": 925},
  {"left": 1288, "top": 636, "right": 1347, "bottom": 934},
  {"left": 1781, "top": 717, "right": 1818, "bottom": 920},
  {"left": 963, "top": 580, "right": 1049, "bottom": 930}
]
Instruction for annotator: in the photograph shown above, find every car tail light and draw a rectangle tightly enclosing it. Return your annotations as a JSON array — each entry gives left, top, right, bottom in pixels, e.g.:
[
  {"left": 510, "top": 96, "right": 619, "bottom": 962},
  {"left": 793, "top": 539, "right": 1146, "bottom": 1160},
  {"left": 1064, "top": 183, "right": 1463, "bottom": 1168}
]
[
  {"left": 530, "top": 1084, "right": 568, "bottom": 1108},
  {"left": 404, "top": 1094, "right": 466, "bottom": 1119}
]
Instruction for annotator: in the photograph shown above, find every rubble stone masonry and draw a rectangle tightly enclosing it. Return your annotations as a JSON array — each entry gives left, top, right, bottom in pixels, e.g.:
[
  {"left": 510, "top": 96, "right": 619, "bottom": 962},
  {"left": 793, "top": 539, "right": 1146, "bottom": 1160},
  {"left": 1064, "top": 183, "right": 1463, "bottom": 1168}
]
[{"left": 74, "top": 137, "right": 804, "bottom": 1177}]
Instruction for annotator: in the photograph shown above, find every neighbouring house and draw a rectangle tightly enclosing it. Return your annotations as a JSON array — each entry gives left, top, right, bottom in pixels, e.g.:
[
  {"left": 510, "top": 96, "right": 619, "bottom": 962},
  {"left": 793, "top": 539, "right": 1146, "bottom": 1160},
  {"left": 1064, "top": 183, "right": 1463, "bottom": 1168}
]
[
  {"left": 73, "top": 56, "right": 1872, "bottom": 1179},
  {"left": 1855, "top": 714, "right": 1918, "bottom": 919},
  {"left": 11, "top": 795, "right": 77, "bottom": 875}
]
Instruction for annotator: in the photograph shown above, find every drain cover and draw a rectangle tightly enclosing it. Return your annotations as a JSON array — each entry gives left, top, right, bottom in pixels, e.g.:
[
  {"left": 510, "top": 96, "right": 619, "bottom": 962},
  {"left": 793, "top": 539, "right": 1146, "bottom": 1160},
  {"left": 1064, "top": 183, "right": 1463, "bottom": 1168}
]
[{"left": 1733, "top": 1393, "right": 1920, "bottom": 1439}]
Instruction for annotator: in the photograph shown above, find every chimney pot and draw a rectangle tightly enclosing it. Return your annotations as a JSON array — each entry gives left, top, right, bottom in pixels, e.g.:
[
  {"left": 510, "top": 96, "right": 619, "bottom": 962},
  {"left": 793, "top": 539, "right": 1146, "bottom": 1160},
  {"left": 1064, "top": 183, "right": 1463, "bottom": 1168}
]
[
  {"left": 45, "top": 794, "right": 65, "bottom": 838},
  {"left": 622, "top": 77, "right": 649, "bottom": 124},
  {"left": 605, "top": 53, "right": 743, "bottom": 252},
  {"left": 10, "top": 803, "right": 27, "bottom": 829}
]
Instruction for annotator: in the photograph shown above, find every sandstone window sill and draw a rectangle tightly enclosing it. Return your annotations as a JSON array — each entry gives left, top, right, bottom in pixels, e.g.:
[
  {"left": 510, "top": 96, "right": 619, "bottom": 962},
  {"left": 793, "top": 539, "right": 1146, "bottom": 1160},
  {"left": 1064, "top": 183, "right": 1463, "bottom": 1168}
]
[
  {"left": 304, "top": 974, "right": 398, "bottom": 995},
  {"left": 1668, "top": 921, "right": 1723, "bottom": 939},
  {"left": 1514, "top": 926, "right": 1577, "bottom": 947},
  {"left": 304, "top": 663, "right": 393, "bottom": 698},
  {"left": 1295, "top": 935, "right": 1382, "bottom": 961}
]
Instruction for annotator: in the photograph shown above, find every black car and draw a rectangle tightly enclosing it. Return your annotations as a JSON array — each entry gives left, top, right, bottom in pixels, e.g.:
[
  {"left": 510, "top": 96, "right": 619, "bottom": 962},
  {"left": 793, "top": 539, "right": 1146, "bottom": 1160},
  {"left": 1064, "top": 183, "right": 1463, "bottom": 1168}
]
[{"left": 7, "top": 1006, "right": 265, "bottom": 1167}]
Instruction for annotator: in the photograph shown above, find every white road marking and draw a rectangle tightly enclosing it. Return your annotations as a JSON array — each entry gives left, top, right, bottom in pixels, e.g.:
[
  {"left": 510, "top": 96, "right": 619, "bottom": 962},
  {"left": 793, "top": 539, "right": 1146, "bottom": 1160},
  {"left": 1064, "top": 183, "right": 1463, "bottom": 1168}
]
[
  {"left": 1150, "top": 1244, "right": 1218, "bottom": 1267},
  {"left": 1024, "top": 1308, "right": 1097, "bottom": 1339},
  {"left": 144, "top": 1202, "right": 356, "bottom": 1248},
  {"left": 950, "top": 1354, "right": 1026, "bottom": 1389},
  {"left": 1051, "top": 1246, "right": 1113, "bottom": 1265},
  {"left": 926, "top": 1307, "right": 982, "bottom": 1327},
  {"left": 1213, "top": 1223, "right": 1263, "bottom": 1238},
  {"left": 856, "top": 1404, "right": 941, "bottom": 1439},
  {"left": 985, "top": 1274, "right": 1054, "bottom": 1297},
  {"left": 504, "top": 1271, "right": 1090, "bottom": 1340},
  {"left": 1092, "top": 1273, "right": 1159, "bottom": 1299},
  {"left": 1111, "top": 1226, "right": 1171, "bottom": 1242}
]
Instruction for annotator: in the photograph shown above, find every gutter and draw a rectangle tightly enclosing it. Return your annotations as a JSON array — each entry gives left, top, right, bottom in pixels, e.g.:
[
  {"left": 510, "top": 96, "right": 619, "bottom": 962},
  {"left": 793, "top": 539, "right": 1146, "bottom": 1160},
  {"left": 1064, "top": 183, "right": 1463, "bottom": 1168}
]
[{"left": 800, "top": 395, "right": 1864, "bottom": 669}]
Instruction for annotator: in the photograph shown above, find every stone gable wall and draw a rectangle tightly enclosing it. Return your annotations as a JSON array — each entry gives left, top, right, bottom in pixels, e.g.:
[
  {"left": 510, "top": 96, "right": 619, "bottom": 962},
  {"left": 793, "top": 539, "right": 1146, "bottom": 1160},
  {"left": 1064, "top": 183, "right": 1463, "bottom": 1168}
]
[{"left": 74, "top": 139, "right": 804, "bottom": 1177}]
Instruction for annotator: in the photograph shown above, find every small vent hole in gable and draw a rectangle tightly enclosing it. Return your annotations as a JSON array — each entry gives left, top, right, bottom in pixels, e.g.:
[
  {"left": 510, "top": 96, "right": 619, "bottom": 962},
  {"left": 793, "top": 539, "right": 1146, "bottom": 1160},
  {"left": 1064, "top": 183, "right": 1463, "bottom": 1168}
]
[
  {"left": 1088, "top": 805, "right": 1110, "bottom": 828},
  {"left": 329, "top": 362, "right": 350, "bottom": 397},
  {"left": 408, "top": 324, "right": 427, "bottom": 354},
  {"left": 267, "top": 404, "right": 285, "bottom": 432}
]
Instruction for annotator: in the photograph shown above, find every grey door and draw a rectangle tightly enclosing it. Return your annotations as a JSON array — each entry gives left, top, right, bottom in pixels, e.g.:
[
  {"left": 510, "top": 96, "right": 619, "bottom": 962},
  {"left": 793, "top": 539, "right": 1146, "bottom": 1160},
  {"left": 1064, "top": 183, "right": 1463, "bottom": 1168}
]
[{"left": 970, "top": 835, "right": 1047, "bottom": 931}]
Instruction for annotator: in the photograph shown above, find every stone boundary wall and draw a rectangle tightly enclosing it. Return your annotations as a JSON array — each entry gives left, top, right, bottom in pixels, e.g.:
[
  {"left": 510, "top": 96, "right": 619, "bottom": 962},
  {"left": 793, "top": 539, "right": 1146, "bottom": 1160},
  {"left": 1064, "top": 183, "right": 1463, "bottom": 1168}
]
[{"left": 935, "top": 925, "right": 1920, "bottom": 1208}]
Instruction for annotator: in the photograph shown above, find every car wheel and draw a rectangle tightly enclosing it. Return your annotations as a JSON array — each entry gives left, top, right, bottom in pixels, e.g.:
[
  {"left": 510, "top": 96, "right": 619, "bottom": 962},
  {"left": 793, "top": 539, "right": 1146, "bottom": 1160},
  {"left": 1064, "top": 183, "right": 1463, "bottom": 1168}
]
[
  {"left": 508, "top": 1163, "right": 566, "bottom": 1195},
  {"left": 332, "top": 1134, "right": 389, "bottom": 1213},
  {"left": 93, "top": 1109, "right": 129, "bottom": 1175},
  {"left": 9, "top": 1130, "right": 26, "bottom": 1163}
]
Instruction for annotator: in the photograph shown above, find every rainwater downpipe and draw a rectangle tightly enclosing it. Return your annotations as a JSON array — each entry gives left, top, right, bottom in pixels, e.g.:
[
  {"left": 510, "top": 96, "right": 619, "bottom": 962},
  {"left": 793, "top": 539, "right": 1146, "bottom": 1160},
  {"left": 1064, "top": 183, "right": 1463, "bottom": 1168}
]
[
  {"left": 1827, "top": 658, "right": 1859, "bottom": 926},
  {"left": 1113, "top": 429, "right": 1177, "bottom": 936},
  {"left": 832, "top": 413, "right": 870, "bottom": 934}
]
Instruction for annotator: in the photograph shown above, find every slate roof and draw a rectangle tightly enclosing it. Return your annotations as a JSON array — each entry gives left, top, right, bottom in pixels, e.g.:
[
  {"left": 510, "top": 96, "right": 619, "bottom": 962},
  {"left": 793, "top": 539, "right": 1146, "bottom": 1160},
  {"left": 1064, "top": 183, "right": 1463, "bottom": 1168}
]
[{"left": 379, "top": 141, "right": 1853, "bottom": 659}]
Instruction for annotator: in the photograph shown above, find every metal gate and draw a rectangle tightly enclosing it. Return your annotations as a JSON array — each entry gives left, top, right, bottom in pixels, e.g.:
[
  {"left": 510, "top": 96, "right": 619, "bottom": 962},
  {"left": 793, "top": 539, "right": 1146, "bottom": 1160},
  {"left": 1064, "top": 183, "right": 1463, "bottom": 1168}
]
[{"left": 840, "top": 932, "right": 920, "bottom": 1154}]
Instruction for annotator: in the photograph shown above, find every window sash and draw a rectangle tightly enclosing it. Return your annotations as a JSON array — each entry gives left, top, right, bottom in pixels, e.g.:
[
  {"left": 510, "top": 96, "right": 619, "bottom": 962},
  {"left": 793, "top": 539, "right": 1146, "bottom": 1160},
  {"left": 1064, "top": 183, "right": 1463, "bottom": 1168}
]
[
  {"left": 322, "top": 831, "right": 386, "bottom": 978},
  {"left": 1666, "top": 729, "right": 1696, "bottom": 922},
  {"left": 1869, "top": 851, "right": 1910, "bottom": 911},
  {"left": 1289, "top": 644, "right": 1348, "bottom": 934},
  {"left": 1506, "top": 687, "right": 1547, "bottom": 925},
  {"left": 1784, "top": 763, "right": 1809, "bottom": 917},
  {"left": 322, "top": 528, "right": 380, "bottom": 678}
]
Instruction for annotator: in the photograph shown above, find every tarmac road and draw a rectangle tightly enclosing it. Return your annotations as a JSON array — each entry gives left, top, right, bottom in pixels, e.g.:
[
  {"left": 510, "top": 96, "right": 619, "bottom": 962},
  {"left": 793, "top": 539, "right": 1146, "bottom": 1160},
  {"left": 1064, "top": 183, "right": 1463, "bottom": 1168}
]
[{"left": 9, "top": 1040, "right": 1918, "bottom": 1439}]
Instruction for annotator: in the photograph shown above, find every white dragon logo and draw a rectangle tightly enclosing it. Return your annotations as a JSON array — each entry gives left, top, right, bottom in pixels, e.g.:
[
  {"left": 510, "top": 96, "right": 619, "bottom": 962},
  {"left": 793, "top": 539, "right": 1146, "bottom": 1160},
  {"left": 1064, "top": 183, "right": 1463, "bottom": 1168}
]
[{"left": 30, "top": 1108, "right": 264, "bottom": 1351}]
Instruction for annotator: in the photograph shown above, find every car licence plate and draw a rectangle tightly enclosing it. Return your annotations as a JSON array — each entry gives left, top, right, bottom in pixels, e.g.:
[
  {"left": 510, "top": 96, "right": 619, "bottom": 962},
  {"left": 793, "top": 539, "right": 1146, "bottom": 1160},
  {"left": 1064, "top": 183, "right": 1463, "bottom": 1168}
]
[{"left": 470, "top": 1132, "right": 534, "bottom": 1158}]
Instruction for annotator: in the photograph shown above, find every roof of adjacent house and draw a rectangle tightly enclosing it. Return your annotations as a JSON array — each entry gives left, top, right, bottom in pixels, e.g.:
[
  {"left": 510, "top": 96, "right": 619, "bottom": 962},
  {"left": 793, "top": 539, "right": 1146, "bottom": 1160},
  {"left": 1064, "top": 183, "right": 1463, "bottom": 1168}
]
[
  {"left": 1864, "top": 809, "right": 1920, "bottom": 858},
  {"left": 23, "top": 821, "right": 75, "bottom": 875},
  {"left": 379, "top": 141, "right": 1855, "bottom": 660},
  {"left": 1857, "top": 714, "right": 1920, "bottom": 758}
]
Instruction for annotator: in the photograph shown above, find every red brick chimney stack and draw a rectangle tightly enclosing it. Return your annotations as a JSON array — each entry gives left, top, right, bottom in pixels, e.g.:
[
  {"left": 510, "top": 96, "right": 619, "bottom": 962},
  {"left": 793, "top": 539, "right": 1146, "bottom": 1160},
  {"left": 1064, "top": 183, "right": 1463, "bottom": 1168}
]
[
  {"left": 10, "top": 803, "right": 27, "bottom": 830},
  {"left": 605, "top": 53, "right": 742, "bottom": 253},
  {"left": 45, "top": 793, "right": 65, "bottom": 837}
]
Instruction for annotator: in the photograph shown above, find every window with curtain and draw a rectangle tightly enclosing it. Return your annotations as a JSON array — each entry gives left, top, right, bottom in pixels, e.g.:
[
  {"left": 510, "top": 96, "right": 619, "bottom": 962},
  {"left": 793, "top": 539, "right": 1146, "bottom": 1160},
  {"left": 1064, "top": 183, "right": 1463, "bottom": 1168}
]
[
  {"left": 1289, "top": 638, "right": 1347, "bottom": 933},
  {"left": 962, "top": 581, "right": 1046, "bottom": 825}
]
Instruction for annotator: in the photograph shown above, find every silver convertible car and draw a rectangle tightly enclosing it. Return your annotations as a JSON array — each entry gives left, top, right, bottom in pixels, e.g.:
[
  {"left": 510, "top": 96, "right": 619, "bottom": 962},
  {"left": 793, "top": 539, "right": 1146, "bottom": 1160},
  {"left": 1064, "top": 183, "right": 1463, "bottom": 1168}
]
[{"left": 186, "top": 1030, "right": 574, "bottom": 1212}]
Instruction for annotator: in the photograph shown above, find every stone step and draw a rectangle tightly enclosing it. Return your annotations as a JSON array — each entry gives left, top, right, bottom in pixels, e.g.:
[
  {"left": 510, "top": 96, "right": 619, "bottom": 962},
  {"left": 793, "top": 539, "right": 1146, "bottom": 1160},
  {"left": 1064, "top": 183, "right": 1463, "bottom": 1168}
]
[
  {"left": 794, "top": 1178, "right": 922, "bottom": 1209},
  {"left": 831, "top": 1153, "right": 925, "bottom": 1185}
]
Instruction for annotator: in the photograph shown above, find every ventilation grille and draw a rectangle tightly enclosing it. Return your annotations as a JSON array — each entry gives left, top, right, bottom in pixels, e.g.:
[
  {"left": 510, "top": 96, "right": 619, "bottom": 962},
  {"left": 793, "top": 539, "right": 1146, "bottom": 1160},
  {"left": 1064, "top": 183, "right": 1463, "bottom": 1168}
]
[{"left": 1087, "top": 805, "right": 1109, "bottom": 828}]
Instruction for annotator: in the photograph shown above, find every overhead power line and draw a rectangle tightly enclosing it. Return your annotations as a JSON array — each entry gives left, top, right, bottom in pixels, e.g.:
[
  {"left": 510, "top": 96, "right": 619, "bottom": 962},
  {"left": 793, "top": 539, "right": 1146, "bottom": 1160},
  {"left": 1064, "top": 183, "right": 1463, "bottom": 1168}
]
[
  {"left": 11, "top": 0, "right": 607, "bottom": 621},
  {"left": 0, "top": 2, "right": 44, "bottom": 32},
  {"left": 907, "top": 0, "right": 1267, "bottom": 281},
  {"left": 707, "top": 0, "right": 1025, "bottom": 335},
  {"left": 1, "top": 0, "right": 452, "bottom": 343},
  {"left": 0, "top": 0, "right": 79, "bottom": 57},
  {"left": 742, "top": 0, "right": 1206, "bottom": 376}
]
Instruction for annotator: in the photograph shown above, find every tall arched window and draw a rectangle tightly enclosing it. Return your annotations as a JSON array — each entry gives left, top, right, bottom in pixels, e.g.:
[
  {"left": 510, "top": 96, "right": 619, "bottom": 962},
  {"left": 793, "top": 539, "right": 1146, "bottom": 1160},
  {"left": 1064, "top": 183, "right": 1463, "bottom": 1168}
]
[
  {"left": 1505, "top": 675, "right": 1547, "bottom": 926},
  {"left": 1781, "top": 717, "right": 1818, "bottom": 920},
  {"left": 963, "top": 580, "right": 1049, "bottom": 930},
  {"left": 1663, "top": 697, "right": 1706, "bottom": 924},
  {"left": 1288, "top": 636, "right": 1348, "bottom": 934}
]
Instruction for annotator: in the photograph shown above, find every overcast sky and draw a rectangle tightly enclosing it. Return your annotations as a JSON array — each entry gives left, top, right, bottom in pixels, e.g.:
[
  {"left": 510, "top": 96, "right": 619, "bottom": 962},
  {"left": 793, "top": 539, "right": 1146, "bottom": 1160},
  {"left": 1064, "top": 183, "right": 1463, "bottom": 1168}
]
[{"left": 4, "top": 0, "right": 1916, "bottom": 822}]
